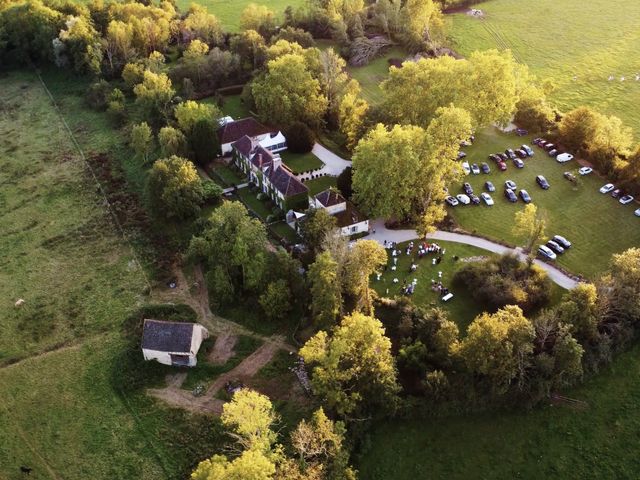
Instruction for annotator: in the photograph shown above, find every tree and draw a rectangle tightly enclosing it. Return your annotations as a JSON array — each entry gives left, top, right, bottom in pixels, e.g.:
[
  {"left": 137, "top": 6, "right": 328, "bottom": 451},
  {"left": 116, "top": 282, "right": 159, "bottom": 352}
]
[
  {"left": 512, "top": 203, "right": 547, "bottom": 254},
  {"left": 308, "top": 251, "right": 342, "bottom": 329},
  {"left": 457, "top": 305, "right": 535, "bottom": 394},
  {"left": 230, "top": 29, "right": 266, "bottom": 71},
  {"left": 399, "top": 0, "right": 444, "bottom": 52},
  {"left": 146, "top": 156, "right": 204, "bottom": 219},
  {"left": 352, "top": 109, "right": 472, "bottom": 232},
  {"left": 259, "top": 279, "right": 292, "bottom": 322},
  {"left": 601, "top": 248, "right": 640, "bottom": 325},
  {"left": 133, "top": 70, "right": 175, "bottom": 124},
  {"left": 190, "top": 118, "right": 219, "bottom": 164},
  {"left": 300, "top": 312, "right": 400, "bottom": 418},
  {"left": 283, "top": 122, "right": 315, "bottom": 153},
  {"left": 336, "top": 166, "right": 352, "bottom": 199},
  {"left": 57, "top": 15, "right": 103, "bottom": 74},
  {"left": 556, "top": 283, "right": 599, "bottom": 344},
  {"left": 122, "top": 61, "right": 146, "bottom": 90},
  {"left": 174, "top": 100, "right": 220, "bottom": 134},
  {"left": 103, "top": 20, "right": 135, "bottom": 75},
  {"left": 272, "top": 26, "right": 315, "bottom": 48},
  {"left": 106, "top": 88, "right": 127, "bottom": 125},
  {"left": 514, "top": 84, "right": 555, "bottom": 133},
  {"left": 317, "top": 48, "right": 357, "bottom": 126},
  {"left": 343, "top": 239, "right": 387, "bottom": 314},
  {"left": 252, "top": 53, "right": 328, "bottom": 128},
  {"left": 182, "top": 4, "right": 223, "bottom": 46},
  {"left": 300, "top": 208, "right": 337, "bottom": 255},
  {"left": 189, "top": 201, "right": 268, "bottom": 291},
  {"left": 221, "top": 389, "right": 278, "bottom": 453},
  {"left": 130, "top": 122, "right": 153, "bottom": 163},
  {"left": 338, "top": 92, "right": 368, "bottom": 151},
  {"left": 240, "top": 3, "right": 276, "bottom": 38},
  {"left": 191, "top": 450, "right": 275, "bottom": 480},
  {"left": 158, "top": 126, "right": 187, "bottom": 157}
]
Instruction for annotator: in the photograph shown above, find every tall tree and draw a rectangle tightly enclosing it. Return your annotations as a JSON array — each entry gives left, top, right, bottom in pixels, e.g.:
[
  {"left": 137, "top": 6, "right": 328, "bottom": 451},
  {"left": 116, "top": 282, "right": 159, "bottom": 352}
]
[
  {"left": 146, "top": 155, "right": 204, "bottom": 219},
  {"left": 133, "top": 70, "right": 175, "bottom": 124},
  {"left": 338, "top": 92, "right": 368, "bottom": 151},
  {"left": 221, "top": 389, "right": 278, "bottom": 453},
  {"left": 182, "top": 4, "right": 223, "bottom": 46},
  {"left": 300, "top": 208, "right": 337, "bottom": 256},
  {"left": 308, "top": 251, "right": 342, "bottom": 329},
  {"left": 158, "top": 126, "right": 187, "bottom": 157},
  {"left": 130, "top": 121, "right": 153, "bottom": 163},
  {"left": 399, "top": 0, "right": 444, "bottom": 52},
  {"left": 240, "top": 3, "right": 276, "bottom": 38},
  {"left": 343, "top": 239, "right": 387, "bottom": 314},
  {"left": 512, "top": 203, "right": 547, "bottom": 254},
  {"left": 300, "top": 312, "right": 400, "bottom": 418},
  {"left": 174, "top": 100, "right": 220, "bottom": 134}
]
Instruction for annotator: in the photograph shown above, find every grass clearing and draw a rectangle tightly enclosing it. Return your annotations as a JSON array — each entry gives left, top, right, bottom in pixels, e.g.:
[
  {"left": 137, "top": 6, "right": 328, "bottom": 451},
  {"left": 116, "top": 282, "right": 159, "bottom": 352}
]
[
  {"left": 220, "top": 94, "right": 250, "bottom": 119},
  {"left": 448, "top": 127, "right": 640, "bottom": 279},
  {"left": 269, "top": 220, "right": 300, "bottom": 244},
  {"left": 281, "top": 150, "right": 324, "bottom": 174},
  {"left": 236, "top": 187, "right": 273, "bottom": 220},
  {"left": 359, "top": 341, "right": 640, "bottom": 479},
  {"left": 209, "top": 163, "right": 246, "bottom": 186},
  {"left": 346, "top": 46, "right": 409, "bottom": 104},
  {"left": 303, "top": 175, "right": 337, "bottom": 196},
  {"left": 448, "top": 0, "right": 640, "bottom": 136}
]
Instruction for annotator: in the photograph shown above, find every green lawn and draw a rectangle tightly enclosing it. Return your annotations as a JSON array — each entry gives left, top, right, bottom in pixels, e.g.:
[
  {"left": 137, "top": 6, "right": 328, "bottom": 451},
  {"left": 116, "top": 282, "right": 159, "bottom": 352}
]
[
  {"left": 346, "top": 46, "right": 409, "bottom": 105},
  {"left": 174, "top": 0, "right": 306, "bottom": 31},
  {"left": 209, "top": 163, "right": 246, "bottom": 186},
  {"left": 236, "top": 187, "right": 273, "bottom": 220},
  {"left": 359, "top": 341, "right": 640, "bottom": 479},
  {"left": 269, "top": 220, "right": 300, "bottom": 244},
  {"left": 281, "top": 150, "right": 324, "bottom": 174},
  {"left": 448, "top": 0, "right": 640, "bottom": 136},
  {"left": 303, "top": 176, "right": 337, "bottom": 196},
  {"left": 448, "top": 128, "right": 640, "bottom": 279}
]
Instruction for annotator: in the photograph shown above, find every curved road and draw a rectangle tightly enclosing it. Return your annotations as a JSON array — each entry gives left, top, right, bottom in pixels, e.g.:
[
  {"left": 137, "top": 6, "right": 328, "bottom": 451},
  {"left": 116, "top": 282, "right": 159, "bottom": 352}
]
[{"left": 367, "top": 219, "right": 579, "bottom": 289}]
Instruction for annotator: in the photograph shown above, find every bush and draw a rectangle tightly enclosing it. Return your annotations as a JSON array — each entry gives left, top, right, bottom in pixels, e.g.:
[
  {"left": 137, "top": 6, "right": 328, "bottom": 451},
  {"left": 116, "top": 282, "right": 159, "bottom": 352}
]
[
  {"left": 85, "top": 80, "right": 112, "bottom": 110},
  {"left": 257, "top": 192, "right": 268, "bottom": 201},
  {"left": 337, "top": 166, "right": 353, "bottom": 199},
  {"left": 202, "top": 180, "right": 223, "bottom": 204},
  {"left": 283, "top": 121, "right": 315, "bottom": 152}
]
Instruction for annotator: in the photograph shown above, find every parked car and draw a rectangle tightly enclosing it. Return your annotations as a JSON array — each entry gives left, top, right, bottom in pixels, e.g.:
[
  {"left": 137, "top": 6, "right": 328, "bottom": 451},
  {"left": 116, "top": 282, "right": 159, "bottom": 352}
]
[
  {"left": 521, "top": 145, "right": 534, "bottom": 156},
  {"left": 505, "top": 180, "right": 517, "bottom": 190},
  {"left": 463, "top": 182, "right": 473, "bottom": 195},
  {"left": 532, "top": 138, "right": 543, "bottom": 145},
  {"left": 445, "top": 196, "right": 459, "bottom": 206},
  {"left": 471, "top": 163, "right": 481, "bottom": 175},
  {"left": 635, "top": 208, "right": 640, "bottom": 217},
  {"left": 505, "top": 149, "right": 517, "bottom": 159},
  {"left": 536, "top": 175, "right": 550, "bottom": 189},
  {"left": 460, "top": 138, "right": 472, "bottom": 147},
  {"left": 544, "top": 143, "right": 555, "bottom": 151},
  {"left": 538, "top": 245, "right": 557, "bottom": 260},
  {"left": 513, "top": 158, "right": 525, "bottom": 168},
  {"left": 498, "top": 152, "right": 509, "bottom": 161},
  {"left": 516, "top": 128, "right": 528, "bottom": 136},
  {"left": 538, "top": 139, "right": 548, "bottom": 147},
  {"left": 505, "top": 188, "right": 517, "bottom": 202},
  {"left": 481, "top": 162, "right": 491, "bottom": 174},
  {"left": 600, "top": 183, "right": 615, "bottom": 193},
  {"left": 548, "top": 149, "right": 558, "bottom": 157},
  {"left": 556, "top": 153, "right": 574, "bottom": 163},
  {"left": 485, "top": 181, "right": 496, "bottom": 192},
  {"left": 547, "top": 240, "right": 565, "bottom": 254},
  {"left": 579, "top": 166, "right": 593, "bottom": 175},
  {"left": 553, "top": 235, "right": 572, "bottom": 249},
  {"left": 470, "top": 194, "right": 481, "bottom": 205},
  {"left": 519, "top": 189, "right": 532, "bottom": 203},
  {"left": 564, "top": 171, "right": 577, "bottom": 182},
  {"left": 516, "top": 149, "right": 528, "bottom": 158},
  {"left": 611, "top": 188, "right": 622, "bottom": 199},
  {"left": 620, "top": 194, "right": 634, "bottom": 205},
  {"left": 489, "top": 153, "right": 501, "bottom": 163},
  {"left": 456, "top": 194, "right": 471, "bottom": 205},
  {"left": 497, "top": 161, "right": 508, "bottom": 171},
  {"left": 462, "top": 162, "right": 471, "bottom": 175},
  {"left": 457, "top": 151, "right": 467, "bottom": 160},
  {"left": 481, "top": 192, "right": 494, "bottom": 205}
]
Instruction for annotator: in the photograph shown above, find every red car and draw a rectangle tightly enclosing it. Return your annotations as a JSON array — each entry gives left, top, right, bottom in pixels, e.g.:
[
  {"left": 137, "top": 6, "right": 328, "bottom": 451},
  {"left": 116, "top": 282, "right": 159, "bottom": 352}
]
[{"left": 497, "top": 161, "right": 507, "bottom": 171}]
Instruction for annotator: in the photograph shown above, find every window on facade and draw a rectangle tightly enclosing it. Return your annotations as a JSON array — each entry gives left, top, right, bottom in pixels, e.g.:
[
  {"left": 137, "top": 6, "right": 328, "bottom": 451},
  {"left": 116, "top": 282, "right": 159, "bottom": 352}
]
[{"left": 350, "top": 226, "right": 357, "bottom": 233}]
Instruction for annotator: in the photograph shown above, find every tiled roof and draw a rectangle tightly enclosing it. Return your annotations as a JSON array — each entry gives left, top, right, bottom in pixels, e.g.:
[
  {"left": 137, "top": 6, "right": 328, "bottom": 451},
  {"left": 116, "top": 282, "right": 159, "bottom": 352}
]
[
  {"left": 250, "top": 145, "right": 275, "bottom": 169},
  {"left": 218, "top": 117, "right": 273, "bottom": 145},
  {"left": 333, "top": 201, "right": 366, "bottom": 228},
  {"left": 141, "top": 319, "right": 194, "bottom": 353},
  {"left": 314, "top": 188, "right": 345, "bottom": 207},
  {"left": 232, "top": 135, "right": 253, "bottom": 157},
  {"left": 270, "top": 166, "right": 308, "bottom": 197}
]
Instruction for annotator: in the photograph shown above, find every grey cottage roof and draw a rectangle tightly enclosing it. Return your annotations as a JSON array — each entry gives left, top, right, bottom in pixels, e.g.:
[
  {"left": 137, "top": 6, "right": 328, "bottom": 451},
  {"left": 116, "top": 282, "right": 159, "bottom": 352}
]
[{"left": 141, "top": 319, "right": 194, "bottom": 353}]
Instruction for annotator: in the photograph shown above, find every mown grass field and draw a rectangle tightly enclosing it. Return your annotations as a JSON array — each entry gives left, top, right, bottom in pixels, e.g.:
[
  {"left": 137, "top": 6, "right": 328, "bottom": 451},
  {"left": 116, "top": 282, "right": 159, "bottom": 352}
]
[
  {"left": 346, "top": 46, "right": 409, "bottom": 105},
  {"left": 448, "top": 0, "right": 640, "bottom": 136},
  {"left": 447, "top": 128, "right": 640, "bottom": 279},
  {"left": 280, "top": 150, "right": 324, "bottom": 174},
  {"left": 359, "top": 340, "right": 640, "bottom": 479}
]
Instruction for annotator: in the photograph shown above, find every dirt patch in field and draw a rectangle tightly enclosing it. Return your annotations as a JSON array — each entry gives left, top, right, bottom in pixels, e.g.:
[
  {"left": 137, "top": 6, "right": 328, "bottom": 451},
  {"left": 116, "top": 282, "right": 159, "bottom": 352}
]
[{"left": 208, "top": 332, "right": 237, "bottom": 364}]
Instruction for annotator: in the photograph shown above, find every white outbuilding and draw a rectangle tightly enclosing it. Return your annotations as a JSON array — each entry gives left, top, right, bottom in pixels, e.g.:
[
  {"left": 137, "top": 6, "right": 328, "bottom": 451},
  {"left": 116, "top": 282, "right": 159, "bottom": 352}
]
[{"left": 141, "top": 319, "right": 209, "bottom": 367}]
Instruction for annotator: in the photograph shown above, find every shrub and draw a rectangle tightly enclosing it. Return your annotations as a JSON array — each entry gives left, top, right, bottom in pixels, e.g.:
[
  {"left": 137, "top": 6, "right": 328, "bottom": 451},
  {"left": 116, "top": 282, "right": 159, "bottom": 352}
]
[
  {"left": 257, "top": 192, "right": 268, "bottom": 201},
  {"left": 202, "top": 180, "right": 223, "bottom": 204},
  {"left": 337, "top": 166, "right": 353, "bottom": 199},
  {"left": 283, "top": 121, "right": 315, "bottom": 152},
  {"left": 85, "top": 80, "right": 111, "bottom": 110}
]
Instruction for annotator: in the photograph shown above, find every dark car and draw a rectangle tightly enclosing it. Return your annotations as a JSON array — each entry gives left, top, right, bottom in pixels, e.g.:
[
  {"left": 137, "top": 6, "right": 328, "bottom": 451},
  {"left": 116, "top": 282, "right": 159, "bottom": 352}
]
[
  {"left": 536, "top": 175, "right": 550, "bottom": 189},
  {"left": 515, "top": 128, "right": 528, "bottom": 136},
  {"left": 505, "top": 188, "right": 517, "bottom": 202},
  {"left": 544, "top": 143, "right": 556, "bottom": 151},
  {"left": 505, "top": 149, "right": 517, "bottom": 159},
  {"left": 513, "top": 158, "right": 525, "bottom": 168},
  {"left": 505, "top": 180, "right": 517, "bottom": 190},
  {"left": 463, "top": 182, "right": 473, "bottom": 195},
  {"left": 611, "top": 188, "right": 622, "bottom": 199},
  {"left": 547, "top": 240, "right": 565, "bottom": 254},
  {"left": 532, "top": 138, "right": 543, "bottom": 145},
  {"left": 498, "top": 152, "right": 509, "bottom": 161},
  {"left": 470, "top": 194, "right": 481, "bottom": 205},
  {"left": 516, "top": 149, "right": 528, "bottom": 158},
  {"left": 485, "top": 181, "right": 496, "bottom": 192},
  {"left": 481, "top": 162, "right": 491, "bottom": 174},
  {"left": 548, "top": 149, "right": 558, "bottom": 157},
  {"left": 489, "top": 153, "right": 501, "bottom": 163},
  {"left": 519, "top": 189, "right": 532, "bottom": 203},
  {"left": 497, "top": 161, "right": 507, "bottom": 171},
  {"left": 457, "top": 151, "right": 467, "bottom": 160}
]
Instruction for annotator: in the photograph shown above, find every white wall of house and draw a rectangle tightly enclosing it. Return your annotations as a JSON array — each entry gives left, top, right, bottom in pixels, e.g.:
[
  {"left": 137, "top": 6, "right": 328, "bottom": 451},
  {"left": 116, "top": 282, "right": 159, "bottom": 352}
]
[
  {"left": 257, "top": 132, "right": 287, "bottom": 152},
  {"left": 340, "top": 219, "right": 369, "bottom": 237}
]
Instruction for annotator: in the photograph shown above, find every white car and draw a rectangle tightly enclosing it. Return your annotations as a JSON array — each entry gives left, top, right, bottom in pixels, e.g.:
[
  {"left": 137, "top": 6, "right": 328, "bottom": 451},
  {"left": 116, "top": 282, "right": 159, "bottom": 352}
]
[
  {"left": 619, "top": 195, "right": 635, "bottom": 205},
  {"left": 635, "top": 208, "right": 640, "bottom": 217},
  {"left": 471, "top": 163, "right": 481, "bottom": 175},
  {"left": 599, "top": 183, "right": 615, "bottom": 194},
  {"left": 579, "top": 166, "right": 593, "bottom": 175},
  {"left": 538, "top": 245, "right": 557, "bottom": 260},
  {"left": 480, "top": 192, "right": 494, "bottom": 205},
  {"left": 456, "top": 194, "right": 471, "bottom": 205},
  {"left": 462, "top": 162, "right": 471, "bottom": 175},
  {"left": 556, "top": 153, "right": 574, "bottom": 163}
]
